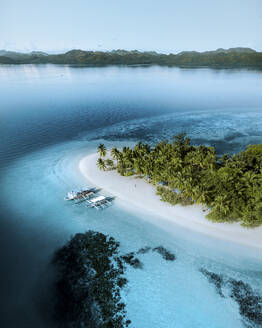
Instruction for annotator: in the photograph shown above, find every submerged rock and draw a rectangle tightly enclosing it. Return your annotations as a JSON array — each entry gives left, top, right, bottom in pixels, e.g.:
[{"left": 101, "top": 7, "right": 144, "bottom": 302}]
[
  {"left": 228, "top": 279, "right": 262, "bottom": 327},
  {"left": 200, "top": 268, "right": 262, "bottom": 327},
  {"left": 121, "top": 252, "right": 143, "bottom": 269},
  {"left": 152, "top": 246, "right": 176, "bottom": 261},
  {"left": 199, "top": 268, "right": 224, "bottom": 297},
  {"left": 137, "top": 246, "right": 151, "bottom": 254}
]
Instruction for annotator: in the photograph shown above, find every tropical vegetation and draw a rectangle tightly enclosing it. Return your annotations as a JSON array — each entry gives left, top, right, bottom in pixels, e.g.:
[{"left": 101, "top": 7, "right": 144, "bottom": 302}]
[
  {"left": 97, "top": 143, "right": 107, "bottom": 157},
  {"left": 97, "top": 135, "right": 262, "bottom": 227}
]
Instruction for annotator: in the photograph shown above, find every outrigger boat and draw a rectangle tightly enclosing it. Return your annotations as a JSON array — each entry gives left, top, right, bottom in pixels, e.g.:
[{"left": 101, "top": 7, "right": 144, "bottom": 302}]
[
  {"left": 86, "top": 195, "right": 114, "bottom": 210},
  {"left": 65, "top": 187, "right": 98, "bottom": 202}
]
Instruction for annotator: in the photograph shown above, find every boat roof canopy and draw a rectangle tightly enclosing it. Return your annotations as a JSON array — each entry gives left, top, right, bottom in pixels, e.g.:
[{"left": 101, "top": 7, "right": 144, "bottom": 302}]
[{"left": 90, "top": 195, "right": 106, "bottom": 203}]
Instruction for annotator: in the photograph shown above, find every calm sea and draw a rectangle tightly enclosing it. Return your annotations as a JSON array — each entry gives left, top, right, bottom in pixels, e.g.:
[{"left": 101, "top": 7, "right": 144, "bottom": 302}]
[{"left": 1, "top": 65, "right": 262, "bottom": 327}]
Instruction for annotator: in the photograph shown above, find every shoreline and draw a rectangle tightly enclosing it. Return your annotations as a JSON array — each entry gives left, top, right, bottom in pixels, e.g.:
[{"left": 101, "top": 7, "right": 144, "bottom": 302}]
[{"left": 79, "top": 152, "right": 262, "bottom": 252}]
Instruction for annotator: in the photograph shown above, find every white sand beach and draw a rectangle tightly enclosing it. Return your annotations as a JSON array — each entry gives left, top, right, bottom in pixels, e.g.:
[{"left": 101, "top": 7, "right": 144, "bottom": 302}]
[{"left": 79, "top": 152, "right": 262, "bottom": 252}]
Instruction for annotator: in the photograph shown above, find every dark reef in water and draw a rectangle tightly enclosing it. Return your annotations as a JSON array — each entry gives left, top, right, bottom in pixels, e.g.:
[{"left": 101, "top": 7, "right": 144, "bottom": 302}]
[
  {"left": 136, "top": 246, "right": 176, "bottom": 261},
  {"left": 137, "top": 246, "right": 151, "bottom": 254},
  {"left": 120, "top": 246, "right": 176, "bottom": 269},
  {"left": 229, "top": 279, "right": 262, "bottom": 327},
  {"left": 121, "top": 252, "right": 144, "bottom": 269},
  {"left": 199, "top": 268, "right": 224, "bottom": 297},
  {"left": 200, "top": 268, "right": 262, "bottom": 327},
  {"left": 152, "top": 246, "right": 176, "bottom": 261},
  {"left": 52, "top": 231, "right": 132, "bottom": 328},
  {"left": 52, "top": 231, "right": 176, "bottom": 327}
]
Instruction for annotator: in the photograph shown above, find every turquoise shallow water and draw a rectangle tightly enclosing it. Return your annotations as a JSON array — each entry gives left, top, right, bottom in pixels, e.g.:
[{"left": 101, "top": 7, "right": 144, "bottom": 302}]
[
  {"left": 1, "top": 65, "right": 262, "bottom": 327},
  {"left": 2, "top": 139, "right": 262, "bottom": 328}
]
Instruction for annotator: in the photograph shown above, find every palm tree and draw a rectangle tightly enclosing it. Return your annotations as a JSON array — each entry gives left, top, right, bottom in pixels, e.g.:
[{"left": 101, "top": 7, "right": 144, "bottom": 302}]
[
  {"left": 122, "top": 149, "right": 134, "bottom": 168},
  {"left": 97, "top": 144, "right": 107, "bottom": 157},
  {"left": 111, "top": 147, "right": 120, "bottom": 160},
  {"left": 134, "top": 158, "right": 144, "bottom": 174},
  {"left": 97, "top": 158, "right": 106, "bottom": 171},
  {"left": 105, "top": 159, "right": 114, "bottom": 169}
]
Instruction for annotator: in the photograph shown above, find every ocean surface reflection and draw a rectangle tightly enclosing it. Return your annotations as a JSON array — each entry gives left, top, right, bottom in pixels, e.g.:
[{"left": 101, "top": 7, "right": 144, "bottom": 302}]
[{"left": 1, "top": 65, "right": 262, "bottom": 327}]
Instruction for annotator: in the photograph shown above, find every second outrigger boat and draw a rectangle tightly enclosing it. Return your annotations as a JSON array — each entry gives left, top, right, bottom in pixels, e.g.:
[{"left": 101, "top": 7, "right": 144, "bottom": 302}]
[{"left": 86, "top": 195, "right": 114, "bottom": 210}]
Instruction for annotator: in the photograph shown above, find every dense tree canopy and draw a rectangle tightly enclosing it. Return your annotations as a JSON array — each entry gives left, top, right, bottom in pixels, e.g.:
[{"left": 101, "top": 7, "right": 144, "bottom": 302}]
[{"left": 98, "top": 135, "right": 262, "bottom": 227}]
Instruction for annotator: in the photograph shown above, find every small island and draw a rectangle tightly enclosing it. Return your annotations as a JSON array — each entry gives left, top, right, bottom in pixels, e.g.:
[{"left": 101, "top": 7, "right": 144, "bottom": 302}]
[{"left": 96, "top": 135, "right": 262, "bottom": 228}]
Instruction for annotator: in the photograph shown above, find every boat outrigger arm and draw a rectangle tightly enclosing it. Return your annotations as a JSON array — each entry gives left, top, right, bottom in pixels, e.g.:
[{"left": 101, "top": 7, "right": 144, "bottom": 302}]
[{"left": 86, "top": 195, "right": 113, "bottom": 210}]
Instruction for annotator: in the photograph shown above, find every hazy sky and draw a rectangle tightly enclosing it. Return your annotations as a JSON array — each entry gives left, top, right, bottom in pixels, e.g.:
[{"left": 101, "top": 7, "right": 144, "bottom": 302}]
[{"left": 1, "top": 0, "right": 262, "bottom": 53}]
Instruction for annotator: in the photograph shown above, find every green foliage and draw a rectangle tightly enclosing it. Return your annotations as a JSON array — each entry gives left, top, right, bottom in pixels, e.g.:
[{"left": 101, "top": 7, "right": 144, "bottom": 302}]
[
  {"left": 111, "top": 147, "right": 121, "bottom": 160},
  {"left": 124, "top": 170, "right": 134, "bottom": 177},
  {"left": 97, "top": 144, "right": 107, "bottom": 157},
  {"left": 97, "top": 158, "right": 106, "bottom": 170},
  {"left": 105, "top": 158, "right": 115, "bottom": 169},
  {"left": 112, "top": 135, "right": 262, "bottom": 227},
  {"left": 157, "top": 186, "right": 193, "bottom": 206}
]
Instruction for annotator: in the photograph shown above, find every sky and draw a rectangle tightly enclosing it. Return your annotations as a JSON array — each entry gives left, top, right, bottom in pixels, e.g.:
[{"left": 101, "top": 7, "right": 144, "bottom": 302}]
[{"left": 1, "top": 0, "right": 262, "bottom": 53}]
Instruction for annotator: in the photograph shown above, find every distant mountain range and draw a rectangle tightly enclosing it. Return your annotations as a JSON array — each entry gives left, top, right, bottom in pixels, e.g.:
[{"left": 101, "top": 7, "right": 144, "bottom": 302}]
[{"left": 0, "top": 47, "right": 261, "bottom": 68}]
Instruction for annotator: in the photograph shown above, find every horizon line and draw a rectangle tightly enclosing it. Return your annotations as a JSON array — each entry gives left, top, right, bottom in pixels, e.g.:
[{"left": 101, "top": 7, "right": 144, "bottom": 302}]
[{"left": 0, "top": 46, "right": 260, "bottom": 55}]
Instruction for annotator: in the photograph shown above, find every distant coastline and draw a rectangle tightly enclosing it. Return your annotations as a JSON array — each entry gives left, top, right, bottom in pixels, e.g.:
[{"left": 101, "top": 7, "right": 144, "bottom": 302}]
[{"left": 1, "top": 47, "right": 262, "bottom": 68}]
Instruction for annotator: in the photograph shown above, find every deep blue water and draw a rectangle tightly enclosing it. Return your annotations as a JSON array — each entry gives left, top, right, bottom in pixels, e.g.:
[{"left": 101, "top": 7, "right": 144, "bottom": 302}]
[{"left": 1, "top": 65, "right": 262, "bottom": 327}]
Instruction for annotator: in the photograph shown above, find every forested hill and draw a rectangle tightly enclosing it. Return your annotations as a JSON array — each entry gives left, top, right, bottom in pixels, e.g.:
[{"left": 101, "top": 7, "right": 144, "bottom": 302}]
[{"left": 1, "top": 47, "right": 262, "bottom": 68}]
